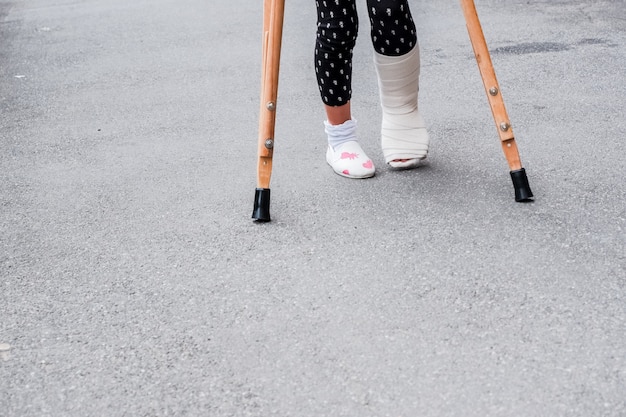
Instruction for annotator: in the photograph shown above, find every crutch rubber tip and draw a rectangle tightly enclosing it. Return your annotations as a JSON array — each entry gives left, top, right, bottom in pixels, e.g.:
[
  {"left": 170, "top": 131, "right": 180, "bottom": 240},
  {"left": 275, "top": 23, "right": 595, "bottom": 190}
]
[
  {"left": 252, "top": 188, "right": 271, "bottom": 222},
  {"left": 510, "top": 168, "right": 534, "bottom": 202}
]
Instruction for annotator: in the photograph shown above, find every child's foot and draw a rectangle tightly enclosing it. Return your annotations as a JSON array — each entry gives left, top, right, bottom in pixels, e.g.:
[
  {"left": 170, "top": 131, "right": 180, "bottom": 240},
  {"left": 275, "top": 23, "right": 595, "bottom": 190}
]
[
  {"left": 326, "top": 141, "right": 375, "bottom": 179},
  {"left": 324, "top": 119, "right": 375, "bottom": 178},
  {"left": 382, "top": 110, "right": 429, "bottom": 169}
]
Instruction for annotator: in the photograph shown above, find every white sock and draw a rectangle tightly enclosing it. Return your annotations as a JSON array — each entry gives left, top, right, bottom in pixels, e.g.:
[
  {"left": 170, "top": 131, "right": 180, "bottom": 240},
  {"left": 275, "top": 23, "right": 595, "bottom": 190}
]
[{"left": 324, "top": 119, "right": 358, "bottom": 150}]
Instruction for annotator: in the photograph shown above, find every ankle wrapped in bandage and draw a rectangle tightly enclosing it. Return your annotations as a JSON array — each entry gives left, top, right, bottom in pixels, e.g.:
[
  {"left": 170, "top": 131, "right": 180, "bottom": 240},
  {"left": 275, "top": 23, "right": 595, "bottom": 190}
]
[{"left": 374, "top": 45, "right": 430, "bottom": 166}]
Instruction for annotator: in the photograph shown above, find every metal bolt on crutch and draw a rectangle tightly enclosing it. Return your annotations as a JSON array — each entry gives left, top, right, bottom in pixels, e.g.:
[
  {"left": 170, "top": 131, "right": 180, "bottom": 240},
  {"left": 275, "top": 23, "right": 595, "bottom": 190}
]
[
  {"left": 252, "top": 0, "right": 285, "bottom": 222},
  {"left": 460, "top": 0, "right": 534, "bottom": 202}
]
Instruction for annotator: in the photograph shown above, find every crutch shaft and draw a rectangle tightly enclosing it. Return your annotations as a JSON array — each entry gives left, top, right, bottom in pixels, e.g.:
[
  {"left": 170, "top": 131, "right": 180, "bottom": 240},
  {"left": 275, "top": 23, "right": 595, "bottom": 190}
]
[
  {"left": 257, "top": 0, "right": 284, "bottom": 174},
  {"left": 460, "top": 0, "right": 521, "bottom": 170},
  {"left": 460, "top": 0, "right": 533, "bottom": 201},
  {"left": 253, "top": 0, "right": 285, "bottom": 221}
]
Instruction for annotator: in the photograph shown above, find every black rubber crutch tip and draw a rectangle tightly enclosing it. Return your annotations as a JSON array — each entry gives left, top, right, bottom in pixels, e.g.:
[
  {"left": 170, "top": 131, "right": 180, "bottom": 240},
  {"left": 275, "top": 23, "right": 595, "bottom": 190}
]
[
  {"left": 252, "top": 188, "right": 271, "bottom": 222},
  {"left": 510, "top": 168, "right": 534, "bottom": 202}
]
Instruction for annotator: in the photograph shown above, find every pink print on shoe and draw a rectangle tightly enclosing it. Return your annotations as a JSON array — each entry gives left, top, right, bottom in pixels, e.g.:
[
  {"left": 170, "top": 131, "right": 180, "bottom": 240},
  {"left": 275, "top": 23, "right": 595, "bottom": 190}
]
[
  {"left": 340, "top": 152, "right": 359, "bottom": 160},
  {"left": 362, "top": 160, "right": 373, "bottom": 169},
  {"left": 343, "top": 170, "right": 350, "bottom": 175}
]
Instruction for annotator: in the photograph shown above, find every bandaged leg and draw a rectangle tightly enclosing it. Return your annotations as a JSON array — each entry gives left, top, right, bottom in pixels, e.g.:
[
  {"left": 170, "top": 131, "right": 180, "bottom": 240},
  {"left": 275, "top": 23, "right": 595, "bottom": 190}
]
[{"left": 374, "top": 45, "right": 429, "bottom": 168}]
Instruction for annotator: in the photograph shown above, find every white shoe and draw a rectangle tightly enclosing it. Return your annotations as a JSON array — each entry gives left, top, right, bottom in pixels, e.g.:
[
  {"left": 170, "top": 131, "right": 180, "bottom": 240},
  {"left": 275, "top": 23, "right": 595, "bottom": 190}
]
[{"left": 326, "top": 141, "right": 375, "bottom": 179}]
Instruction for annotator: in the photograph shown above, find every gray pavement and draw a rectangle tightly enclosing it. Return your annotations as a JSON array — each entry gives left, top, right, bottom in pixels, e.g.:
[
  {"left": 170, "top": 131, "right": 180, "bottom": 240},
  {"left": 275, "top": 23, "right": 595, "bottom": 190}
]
[{"left": 1, "top": 0, "right": 625, "bottom": 416}]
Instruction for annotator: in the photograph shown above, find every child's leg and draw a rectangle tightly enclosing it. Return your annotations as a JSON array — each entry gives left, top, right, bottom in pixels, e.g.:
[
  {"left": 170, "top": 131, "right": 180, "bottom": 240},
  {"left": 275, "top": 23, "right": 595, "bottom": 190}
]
[
  {"left": 314, "top": 0, "right": 358, "bottom": 108},
  {"left": 368, "top": 0, "right": 429, "bottom": 168},
  {"left": 315, "top": 0, "right": 375, "bottom": 178}
]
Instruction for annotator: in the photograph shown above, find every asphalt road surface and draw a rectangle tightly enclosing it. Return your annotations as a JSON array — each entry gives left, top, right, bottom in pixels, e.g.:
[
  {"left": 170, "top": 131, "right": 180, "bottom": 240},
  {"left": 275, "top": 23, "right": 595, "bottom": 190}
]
[{"left": 1, "top": 0, "right": 625, "bottom": 416}]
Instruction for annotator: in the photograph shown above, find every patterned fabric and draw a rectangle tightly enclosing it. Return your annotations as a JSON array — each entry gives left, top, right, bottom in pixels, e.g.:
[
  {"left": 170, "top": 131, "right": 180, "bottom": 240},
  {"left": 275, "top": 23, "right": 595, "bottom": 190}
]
[{"left": 315, "top": 0, "right": 417, "bottom": 106}]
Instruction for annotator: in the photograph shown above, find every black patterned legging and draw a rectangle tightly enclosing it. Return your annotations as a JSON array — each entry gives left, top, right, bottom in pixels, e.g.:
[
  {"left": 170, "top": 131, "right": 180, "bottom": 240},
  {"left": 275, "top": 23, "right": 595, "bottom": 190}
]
[{"left": 315, "top": 0, "right": 417, "bottom": 106}]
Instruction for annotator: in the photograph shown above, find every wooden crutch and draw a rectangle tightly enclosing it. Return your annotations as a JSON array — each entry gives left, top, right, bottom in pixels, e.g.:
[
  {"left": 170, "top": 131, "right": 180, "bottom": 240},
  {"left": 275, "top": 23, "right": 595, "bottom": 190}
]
[
  {"left": 460, "top": 0, "right": 533, "bottom": 202},
  {"left": 252, "top": 0, "right": 285, "bottom": 221}
]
